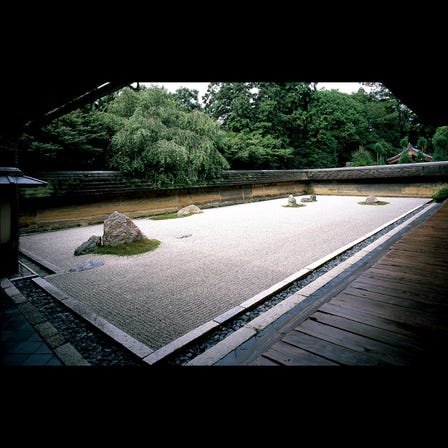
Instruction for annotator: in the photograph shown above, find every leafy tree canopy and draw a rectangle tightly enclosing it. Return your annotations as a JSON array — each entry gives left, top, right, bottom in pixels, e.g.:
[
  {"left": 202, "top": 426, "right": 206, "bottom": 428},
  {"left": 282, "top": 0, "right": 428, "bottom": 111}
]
[
  {"left": 104, "top": 87, "right": 229, "bottom": 186},
  {"left": 432, "top": 126, "right": 448, "bottom": 161},
  {"left": 350, "top": 146, "right": 376, "bottom": 166},
  {"left": 15, "top": 81, "right": 438, "bottom": 177},
  {"left": 306, "top": 89, "right": 370, "bottom": 167},
  {"left": 19, "top": 107, "right": 112, "bottom": 171}
]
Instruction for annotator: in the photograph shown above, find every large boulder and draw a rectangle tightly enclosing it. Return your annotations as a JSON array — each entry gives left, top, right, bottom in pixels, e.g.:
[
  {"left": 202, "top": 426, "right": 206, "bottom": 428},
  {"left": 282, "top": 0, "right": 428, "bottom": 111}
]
[
  {"left": 365, "top": 195, "right": 378, "bottom": 204},
  {"left": 102, "top": 211, "right": 144, "bottom": 247},
  {"left": 177, "top": 204, "right": 201, "bottom": 217},
  {"left": 287, "top": 195, "right": 297, "bottom": 206}
]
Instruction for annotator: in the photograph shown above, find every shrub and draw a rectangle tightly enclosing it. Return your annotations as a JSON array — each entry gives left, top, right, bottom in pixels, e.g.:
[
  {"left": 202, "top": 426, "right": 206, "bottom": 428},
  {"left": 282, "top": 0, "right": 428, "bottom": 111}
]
[{"left": 432, "top": 184, "right": 448, "bottom": 203}]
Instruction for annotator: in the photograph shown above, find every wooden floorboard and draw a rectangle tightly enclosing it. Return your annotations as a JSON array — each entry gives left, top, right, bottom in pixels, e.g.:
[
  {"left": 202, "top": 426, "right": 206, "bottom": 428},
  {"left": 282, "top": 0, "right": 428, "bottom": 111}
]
[
  {"left": 353, "top": 272, "right": 446, "bottom": 297},
  {"left": 309, "top": 311, "right": 426, "bottom": 353},
  {"left": 245, "top": 201, "right": 448, "bottom": 366},
  {"left": 342, "top": 283, "right": 446, "bottom": 307},
  {"left": 282, "top": 329, "right": 390, "bottom": 366},
  {"left": 319, "top": 301, "right": 425, "bottom": 338},
  {"left": 342, "top": 284, "right": 447, "bottom": 308},
  {"left": 290, "top": 320, "right": 416, "bottom": 366},
  {"left": 260, "top": 341, "right": 339, "bottom": 366},
  {"left": 358, "top": 266, "right": 447, "bottom": 283}
]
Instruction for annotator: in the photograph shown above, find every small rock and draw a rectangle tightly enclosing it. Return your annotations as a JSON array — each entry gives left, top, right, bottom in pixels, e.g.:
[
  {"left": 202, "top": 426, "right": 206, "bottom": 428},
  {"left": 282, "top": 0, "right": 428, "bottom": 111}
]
[
  {"left": 365, "top": 195, "right": 378, "bottom": 204},
  {"left": 70, "top": 259, "right": 105, "bottom": 272},
  {"left": 74, "top": 235, "right": 102, "bottom": 256},
  {"left": 176, "top": 233, "right": 192, "bottom": 239}
]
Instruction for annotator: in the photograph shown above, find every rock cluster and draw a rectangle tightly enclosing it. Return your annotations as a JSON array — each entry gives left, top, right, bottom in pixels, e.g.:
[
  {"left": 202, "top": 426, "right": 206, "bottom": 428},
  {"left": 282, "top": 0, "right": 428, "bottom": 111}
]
[
  {"left": 74, "top": 211, "right": 144, "bottom": 255},
  {"left": 301, "top": 194, "right": 317, "bottom": 202}
]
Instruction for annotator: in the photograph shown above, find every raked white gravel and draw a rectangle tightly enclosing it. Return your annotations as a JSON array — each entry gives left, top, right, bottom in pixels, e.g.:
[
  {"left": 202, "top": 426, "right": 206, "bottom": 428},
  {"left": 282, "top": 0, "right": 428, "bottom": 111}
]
[{"left": 19, "top": 195, "right": 430, "bottom": 351}]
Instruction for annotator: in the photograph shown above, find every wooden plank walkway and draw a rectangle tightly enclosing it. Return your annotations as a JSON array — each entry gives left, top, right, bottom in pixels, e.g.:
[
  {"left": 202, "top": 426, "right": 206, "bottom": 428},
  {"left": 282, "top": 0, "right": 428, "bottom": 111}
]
[{"left": 246, "top": 201, "right": 448, "bottom": 366}]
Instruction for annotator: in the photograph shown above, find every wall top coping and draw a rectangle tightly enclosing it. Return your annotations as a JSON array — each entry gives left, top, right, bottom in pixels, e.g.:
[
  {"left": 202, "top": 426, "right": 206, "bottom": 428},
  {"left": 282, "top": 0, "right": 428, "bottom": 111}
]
[{"left": 35, "top": 161, "right": 448, "bottom": 178}]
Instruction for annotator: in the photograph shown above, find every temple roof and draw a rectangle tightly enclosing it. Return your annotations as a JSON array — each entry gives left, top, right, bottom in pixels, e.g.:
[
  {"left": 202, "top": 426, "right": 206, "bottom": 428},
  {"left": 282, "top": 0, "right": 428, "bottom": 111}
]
[{"left": 387, "top": 143, "right": 433, "bottom": 164}]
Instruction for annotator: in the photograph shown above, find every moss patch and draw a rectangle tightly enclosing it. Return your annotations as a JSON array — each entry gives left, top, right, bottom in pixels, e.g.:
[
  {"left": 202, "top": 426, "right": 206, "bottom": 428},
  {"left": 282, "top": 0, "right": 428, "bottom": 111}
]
[
  {"left": 282, "top": 204, "right": 306, "bottom": 208},
  {"left": 432, "top": 184, "right": 448, "bottom": 203},
  {"left": 92, "top": 237, "right": 161, "bottom": 256},
  {"left": 150, "top": 212, "right": 202, "bottom": 220},
  {"left": 358, "top": 201, "right": 389, "bottom": 206}
]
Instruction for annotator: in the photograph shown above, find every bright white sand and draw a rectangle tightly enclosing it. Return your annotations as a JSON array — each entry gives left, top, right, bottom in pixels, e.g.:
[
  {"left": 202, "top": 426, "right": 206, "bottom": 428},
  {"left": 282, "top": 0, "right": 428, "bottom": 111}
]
[{"left": 20, "top": 195, "right": 429, "bottom": 350}]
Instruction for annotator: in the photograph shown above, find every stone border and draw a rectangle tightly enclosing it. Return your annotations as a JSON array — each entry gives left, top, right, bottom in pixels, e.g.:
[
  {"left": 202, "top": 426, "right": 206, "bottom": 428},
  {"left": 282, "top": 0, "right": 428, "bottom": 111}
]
[
  {"left": 0, "top": 277, "right": 89, "bottom": 366},
  {"left": 32, "top": 277, "right": 153, "bottom": 360},
  {"left": 20, "top": 247, "right": 64, "bottom": 274}
]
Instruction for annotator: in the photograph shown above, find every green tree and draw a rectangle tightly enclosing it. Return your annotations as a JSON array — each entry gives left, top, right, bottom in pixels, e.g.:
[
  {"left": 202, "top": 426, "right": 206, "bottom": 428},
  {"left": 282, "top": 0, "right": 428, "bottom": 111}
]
[
  {"left": 398, "top": 151, "right": 413, "bottom": 164},
  {"left": 203, "top": 82, "right": 257, "bottom": 132},
  {"left": 417, "top": 136, "right": 428, "bottom": 152},
  {"left": 373, "top": 142, "right": 386, "bottom": 164},
  {"left": 203, "top": 82, "right": 315, "bottom": 168},
  {"left": 221, "top": 131, "right": 294, "bottom": 169},
  {"left": 107, "top": 86, "right": 229, "bottom": 186},
  {"left": 350, "top": 146, "right": 376, "bottom": 166},
  {"left": 105, "top": 87, "right": 140, "bottom": 119},
  {"left": 252, "top": 82, "right": 314, "bottom": 146},
  {"left": 306, "top": 90, "right": 370, "bottom": 167},
  {"left": 432, "top": 126, "right": 448, "bottom": 161},
  {"left": 355, "top": 83, "right": 421, "bottom": 154},
  {"left": 399, "top": 136, "right": 409, "bottom": 149},
  {"left": 172, "top": 87, "right": 203, "bottom": 112},
  {"left": 19, "top": 107, "right": 113, "bottom": 172}
]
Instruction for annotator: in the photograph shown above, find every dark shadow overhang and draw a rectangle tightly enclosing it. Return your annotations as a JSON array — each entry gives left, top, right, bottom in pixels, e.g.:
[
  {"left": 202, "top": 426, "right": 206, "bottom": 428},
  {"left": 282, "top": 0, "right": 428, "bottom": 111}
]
[
  {"left": 0, "top": 79, "right": 134, "bottom": 138},
  {"left": 382, "top": 78, "right": 448, "bottom": 127}
]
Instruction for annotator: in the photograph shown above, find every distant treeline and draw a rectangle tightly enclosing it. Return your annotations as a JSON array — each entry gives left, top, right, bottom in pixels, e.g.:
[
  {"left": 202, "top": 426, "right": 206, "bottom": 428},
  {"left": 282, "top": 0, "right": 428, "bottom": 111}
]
[{"left": 11, "top": 82, "right": 448, "bottom": 187}]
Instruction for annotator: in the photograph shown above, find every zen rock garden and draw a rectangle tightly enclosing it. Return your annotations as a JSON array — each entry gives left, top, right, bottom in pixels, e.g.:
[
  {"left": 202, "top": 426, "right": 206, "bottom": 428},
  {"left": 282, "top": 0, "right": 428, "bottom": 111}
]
[
  {"left": 74, "top": 204, "right": 201, "bottom": 261},
  {"left": 284, "top": 193, "right": 386, "bottom": 208}
]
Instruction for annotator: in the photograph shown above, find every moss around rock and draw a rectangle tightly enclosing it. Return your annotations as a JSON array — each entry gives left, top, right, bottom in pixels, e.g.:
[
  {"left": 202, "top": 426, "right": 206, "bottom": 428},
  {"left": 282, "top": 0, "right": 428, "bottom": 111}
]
[
  {"left": 358, "top": 200, "right": 389, "bottom": 205},
  {"left": 92, "top": 237, "right": 161, "bottom": 256}
]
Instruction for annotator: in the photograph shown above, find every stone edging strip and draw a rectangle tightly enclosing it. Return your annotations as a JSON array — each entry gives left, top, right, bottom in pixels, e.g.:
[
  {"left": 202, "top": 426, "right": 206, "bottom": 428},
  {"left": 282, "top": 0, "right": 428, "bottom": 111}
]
[
  {"left": 20, "top": 247, "right": 64, "bottom": 274},
  {"left": 32, "top": 277, "right": 154, "bottom": 360},
  {"left": 0, "top": 277, "right": 90, "bottom": 366},
  {"left": 184, "top": 201, "right": 437, "bottom": 365}
]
